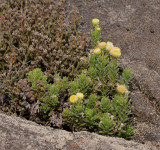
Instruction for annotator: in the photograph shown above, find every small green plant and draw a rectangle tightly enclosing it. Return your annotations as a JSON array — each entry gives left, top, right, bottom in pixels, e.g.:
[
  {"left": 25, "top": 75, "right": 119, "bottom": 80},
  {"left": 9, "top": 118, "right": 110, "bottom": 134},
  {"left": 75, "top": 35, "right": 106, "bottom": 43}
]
[
  {"left": 91, "top": 19, "right": 101, "bottom": 48},
  {"left": 68, "top": 73, "right": 92, "bottom": 95},
  {"left": 28, "top": 68, "right": 68, "bottom": 115},
  {"left": 28, "top": 68, "right": 47, "bottom": 90},
  {"left": 26, "top": 18, "right": 133, "bottom": 139},
  {"left": 99, "top": 113, "right": 115, "bottom": 135},
  {"left": 62, "top": 19, "right": 134, "bottom": 139}
]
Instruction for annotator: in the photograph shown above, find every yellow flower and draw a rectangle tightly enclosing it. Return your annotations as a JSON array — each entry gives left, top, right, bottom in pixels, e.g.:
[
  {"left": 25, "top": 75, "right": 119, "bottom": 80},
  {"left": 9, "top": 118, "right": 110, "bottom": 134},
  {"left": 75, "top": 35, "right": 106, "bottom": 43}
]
[
  {"left": 93, "top": 48, "right": 101, "bottom": 55},
  {"left": 117, "top": 84, "right": 128, "bottom": 94},
  {"left": 98, "top": 42, "right": 107, "bottom": 49},
  {"left": 76, "top": 92, "right": 84, "bottom": 99},
  {"left": 110, "top": 47, "right": 121, "bottom": 58},
  {"left": 69, "top": 95, "right": 78, "bottom": 103},
  {"left": 106, "top": 41, "right": 114, "bottom": 52},
  {"left": 92, "top": 18, "right": 99, "bottom": 26}
]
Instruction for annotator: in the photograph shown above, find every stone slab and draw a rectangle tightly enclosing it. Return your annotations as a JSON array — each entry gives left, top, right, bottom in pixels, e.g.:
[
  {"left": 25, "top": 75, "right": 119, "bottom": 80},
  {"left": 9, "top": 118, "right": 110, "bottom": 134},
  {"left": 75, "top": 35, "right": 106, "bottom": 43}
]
[{"left": 0, "top": 112, "right": 158, "bottom": 150}]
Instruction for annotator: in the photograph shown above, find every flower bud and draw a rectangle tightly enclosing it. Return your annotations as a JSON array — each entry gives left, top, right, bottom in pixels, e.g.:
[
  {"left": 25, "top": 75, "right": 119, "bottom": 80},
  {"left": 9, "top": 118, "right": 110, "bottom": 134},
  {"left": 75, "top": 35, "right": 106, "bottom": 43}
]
[
  {"left": 110, "top": 115, "right": 114, "bottom": 120},
  {"left": 97, "top": 82, "right": 103, "bottom": 87},
  {"left": 99, "top": 121, "right": 103, "bottom": 125},
  {"left": 76, "top": 92, "right": 84, "bottom": 99},
  {"left": 51, "top": 95, "right": 57, "bottom": 99},
  {"left": 118, "top": 123, "right": 125, "bottom": 130},
  {"left": 93, "top": 48, "right": 101, "bottom": 55},
  {"left": 106, "top": 41, "right": 114, "bottom": 52},
  {"left": 110, "top": 47, "right": 121, "bottom": 58},
  {"left": 98, "top": 42, "right": 107, "bottom": 49},
  {"left": 92, "top": 18, "right": 99, "bottom": 26},
  {"left": 120, "top": 123, "right": 125, "bottom": 128}
]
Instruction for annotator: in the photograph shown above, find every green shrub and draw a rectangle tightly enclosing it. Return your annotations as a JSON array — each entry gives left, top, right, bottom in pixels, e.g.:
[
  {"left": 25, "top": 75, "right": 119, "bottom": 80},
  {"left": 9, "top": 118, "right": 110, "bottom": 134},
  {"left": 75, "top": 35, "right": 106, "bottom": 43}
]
[
  {"left": 26, "top": 18, "right": 133, "bottom": 139},
  {"left": 28, "top": 68, "right": 47, "bottom": 90},
  {"left": 62, "top": 19, "right": 134, "bottom": 139}
]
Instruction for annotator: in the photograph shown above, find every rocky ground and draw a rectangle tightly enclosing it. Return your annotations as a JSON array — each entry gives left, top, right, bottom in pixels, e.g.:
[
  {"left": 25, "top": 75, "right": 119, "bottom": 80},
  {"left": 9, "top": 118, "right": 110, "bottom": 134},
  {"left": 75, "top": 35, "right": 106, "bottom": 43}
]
[
  {"left": 0, "top": 112, "right": 158, "bottom": 150},
  {"left": 0, "top": 0, "right": 160, "bottom": 149}
]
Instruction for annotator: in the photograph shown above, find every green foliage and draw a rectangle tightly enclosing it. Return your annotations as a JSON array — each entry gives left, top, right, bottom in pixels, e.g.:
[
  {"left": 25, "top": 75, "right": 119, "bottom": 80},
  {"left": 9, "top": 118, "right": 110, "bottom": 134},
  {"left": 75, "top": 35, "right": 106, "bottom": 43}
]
[
  {"left": 27, "top": 55, "right": 133, "bottom": 139},
  {"left": 99, "top": 113, "right": 115, "bottom": 135},
  {"left": 88, "top": 67, "right": 97, "bottom": 81},
  {"left": 118, "top": 125, "right": 134, "bottom": 140},
  {"left": 76, "top": 73, "right": 92, "bottom": 94},
  {"left": 100, "top": 97, "right": 111, "bottom": 113},
  {"left": 40, "top": 84, "right": 61, "bottom": 114},
  {"left": 112, "top": 95, "right": 131, "bottom": 123},
  {"left": 84, "top": 108, "right": 100, "bottom": 130},
  {"left": 70, "top": 102, "right": 85, "bottom": 118},
  {"left": 62, "top": 101, "right": 86, "bottom": 131},
  {"left": 62, "top": 19, "right": 134, "bottom": 140},
  {"left": 86, "top": 94, "right": 99, "bottom": 108},
  {"left": 27, "top": 69, "right": 69, "bottom": 114},
  {"left": 61, "top": 77, "right": 69, "bottom": 90},
  {"left": 69, "top": 81, "right": 80, "bottom": 95},
  {"left": 107, "top": 59, "right": 119, "bottom": 84},
  {"left": 68, "top": 73, "right": 92, "bottom": 95},
  {"left": 91, "top": 27, "right": 101, "bottom": 48},
  {"left": 28, "top": 68, "right": 47, "bottom": 89},
  {"left": 120, "top": 69, "right": 132, "bottom": 86},
  {"left": 90, "top": 54, "right": 109, "bottom": 82}
]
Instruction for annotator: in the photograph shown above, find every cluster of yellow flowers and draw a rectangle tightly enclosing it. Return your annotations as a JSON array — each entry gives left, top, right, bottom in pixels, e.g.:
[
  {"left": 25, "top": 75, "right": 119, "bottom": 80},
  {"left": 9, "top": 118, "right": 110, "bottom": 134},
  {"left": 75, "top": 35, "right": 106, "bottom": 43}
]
[
  {"left": 92, "top": 19, "right": 129, "bottom": 95},
  {"left": 69, "top": 92, "right": 84, "bottom": 103},
  {"left": 94, "top": 41, "right": 121, "bottom": 58},
  {"left": 92, "top": 19, "right": 121, "bottom": 58},
  {"left": 69, "top": 19, "right": 128, "bottom": 104}
]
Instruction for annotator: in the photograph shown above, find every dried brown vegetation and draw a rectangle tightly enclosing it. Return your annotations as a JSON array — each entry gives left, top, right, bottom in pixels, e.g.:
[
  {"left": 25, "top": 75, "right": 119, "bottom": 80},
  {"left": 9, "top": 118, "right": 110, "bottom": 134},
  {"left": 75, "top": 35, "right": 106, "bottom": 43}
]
[{"left": 0, "top": 0, "right": 89, "bottom": 122}]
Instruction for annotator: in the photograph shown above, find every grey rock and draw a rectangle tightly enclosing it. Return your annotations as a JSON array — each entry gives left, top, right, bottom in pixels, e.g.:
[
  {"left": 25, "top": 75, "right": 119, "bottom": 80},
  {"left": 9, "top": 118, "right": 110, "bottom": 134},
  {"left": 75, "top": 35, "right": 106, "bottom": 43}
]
[{"left": 0, "top": 112, "right": 158, "bottom": 150}]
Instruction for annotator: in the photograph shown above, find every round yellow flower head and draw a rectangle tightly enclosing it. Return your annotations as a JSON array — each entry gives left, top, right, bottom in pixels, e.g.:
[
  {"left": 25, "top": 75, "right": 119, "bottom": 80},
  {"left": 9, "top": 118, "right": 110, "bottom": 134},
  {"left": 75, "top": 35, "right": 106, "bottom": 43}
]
[
  {"left": 110, "top": 47, "right": 121, "bottom": 58},
  {"left": 69, "top": 95, "right": 78, "bottom": 103},
  {"left": 106, "top": 41, "right": 114, "bottom": 52},
  {"left": 98, "top": 42, "right": 107, "bottom": 49},
  {"left": 92, "top": 18, "right": 99, "bottom": 26},
  {"left": 94, "top": 48, "right": 101, "bottom": 55},
  {"left": 76, "top": 92, "right": 84, "bottom": 99},
  {"left": 117, "top": 84, "right": 127, "bottom": 94}
]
